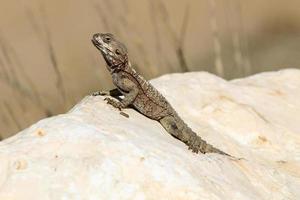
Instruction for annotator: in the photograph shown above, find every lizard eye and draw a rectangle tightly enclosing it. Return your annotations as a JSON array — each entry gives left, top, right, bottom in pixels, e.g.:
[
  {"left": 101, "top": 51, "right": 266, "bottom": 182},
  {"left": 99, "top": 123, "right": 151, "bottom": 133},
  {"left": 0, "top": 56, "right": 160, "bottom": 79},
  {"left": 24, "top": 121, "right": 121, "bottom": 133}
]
[
  {"left": 115, "top": 49, "right": 121, "bottom": 55},
  {"left": 104, "top": 37, "right": 111, "bottom": 43}
]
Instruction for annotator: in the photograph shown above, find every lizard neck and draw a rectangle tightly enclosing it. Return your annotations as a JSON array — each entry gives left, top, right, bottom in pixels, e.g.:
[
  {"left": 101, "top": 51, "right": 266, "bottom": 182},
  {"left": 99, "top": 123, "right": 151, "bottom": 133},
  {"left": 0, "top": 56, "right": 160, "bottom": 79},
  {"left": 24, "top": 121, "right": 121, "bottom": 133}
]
[
  {"left": 111, "top": 56, "right": 148, "bottom": 89},
  {"left": 109, "top": 56, "right": 129, "bottom": 74}
]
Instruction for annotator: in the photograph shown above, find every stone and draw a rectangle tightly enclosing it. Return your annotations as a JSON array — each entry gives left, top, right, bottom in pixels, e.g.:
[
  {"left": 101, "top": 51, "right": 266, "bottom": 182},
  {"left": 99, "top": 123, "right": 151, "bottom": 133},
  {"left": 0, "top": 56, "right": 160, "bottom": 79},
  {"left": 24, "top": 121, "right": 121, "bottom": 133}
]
[{"left": 0, "top": 69, "right": 299, "bottom": 199}]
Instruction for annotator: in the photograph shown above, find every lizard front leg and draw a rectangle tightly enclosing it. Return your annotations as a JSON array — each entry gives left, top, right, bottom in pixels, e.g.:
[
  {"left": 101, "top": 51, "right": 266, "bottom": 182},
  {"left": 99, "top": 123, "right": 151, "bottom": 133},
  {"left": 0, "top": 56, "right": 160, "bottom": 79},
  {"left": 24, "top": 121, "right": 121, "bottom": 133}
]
[
  {"left": 104, "top": 78, "right": 139, "bottom": 110},
  {"left": 92, "top": 88, "right": 122, "bottom": 97}
]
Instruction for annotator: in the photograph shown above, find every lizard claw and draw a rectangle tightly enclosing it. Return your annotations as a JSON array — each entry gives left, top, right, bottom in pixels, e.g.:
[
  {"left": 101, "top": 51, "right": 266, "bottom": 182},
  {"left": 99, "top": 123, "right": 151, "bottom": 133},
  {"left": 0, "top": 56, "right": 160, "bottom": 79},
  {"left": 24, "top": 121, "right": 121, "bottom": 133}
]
[
  {"left": 91, "top": 91, "right": 110, "bottom": 96},
  {"left": 188, "top": 146, "right": 199, "bottom": 153},
  {"left": 104, "top": 97, "right": 123, "bottom": 110},
  {"left": 187, "top": 136, "right": 205, "bottom": 154}
]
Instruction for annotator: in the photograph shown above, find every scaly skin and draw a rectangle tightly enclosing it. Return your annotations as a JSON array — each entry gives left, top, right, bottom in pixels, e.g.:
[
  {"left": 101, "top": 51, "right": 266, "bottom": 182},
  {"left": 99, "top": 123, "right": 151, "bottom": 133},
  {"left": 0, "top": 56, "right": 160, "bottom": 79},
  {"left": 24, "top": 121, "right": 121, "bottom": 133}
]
[{"left": 91, "top": 33, "right": 230, "bottom": 156}]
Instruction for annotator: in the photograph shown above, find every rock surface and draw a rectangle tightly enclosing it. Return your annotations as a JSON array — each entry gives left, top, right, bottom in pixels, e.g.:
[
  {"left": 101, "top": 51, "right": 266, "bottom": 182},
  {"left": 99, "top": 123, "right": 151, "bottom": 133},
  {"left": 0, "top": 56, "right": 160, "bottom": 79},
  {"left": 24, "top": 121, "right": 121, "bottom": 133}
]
[{"left": 0, "top": 69, "right": 300, "bottom": 200}]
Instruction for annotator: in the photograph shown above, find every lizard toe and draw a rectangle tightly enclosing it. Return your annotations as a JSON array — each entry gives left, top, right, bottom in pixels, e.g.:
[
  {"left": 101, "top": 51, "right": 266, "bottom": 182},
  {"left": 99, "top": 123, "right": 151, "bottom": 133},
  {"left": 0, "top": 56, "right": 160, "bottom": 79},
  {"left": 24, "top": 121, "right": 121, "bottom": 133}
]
[
  {"left": 104, "top": 97, "right": 123, "bottom": 110},
  {"left": 91, "top": 91, "right": 101, "bottom": 96}
]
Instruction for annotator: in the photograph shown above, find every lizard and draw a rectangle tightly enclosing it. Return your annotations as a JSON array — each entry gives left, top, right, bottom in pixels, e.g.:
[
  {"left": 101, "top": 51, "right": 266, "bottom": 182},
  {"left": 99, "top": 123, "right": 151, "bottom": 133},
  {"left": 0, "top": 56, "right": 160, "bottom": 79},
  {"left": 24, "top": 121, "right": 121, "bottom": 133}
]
[{"left": 91, "top": 32, "right": 231, "bottom": 156}]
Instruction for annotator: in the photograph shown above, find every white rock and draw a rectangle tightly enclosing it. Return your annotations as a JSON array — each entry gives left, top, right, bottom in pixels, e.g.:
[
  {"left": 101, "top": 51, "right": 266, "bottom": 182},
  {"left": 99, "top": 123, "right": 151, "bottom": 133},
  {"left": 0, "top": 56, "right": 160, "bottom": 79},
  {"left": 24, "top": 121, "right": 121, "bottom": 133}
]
[{"left": 0, "top": 69, "right": 300, "bottom": 200}]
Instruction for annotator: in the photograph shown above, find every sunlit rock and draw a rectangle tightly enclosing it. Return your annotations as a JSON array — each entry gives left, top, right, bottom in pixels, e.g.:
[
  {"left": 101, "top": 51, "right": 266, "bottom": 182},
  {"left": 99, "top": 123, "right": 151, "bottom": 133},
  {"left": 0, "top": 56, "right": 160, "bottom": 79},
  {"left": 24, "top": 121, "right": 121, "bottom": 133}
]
[{"left": 0, "top": 69, "right": 299, "bottom": 200}]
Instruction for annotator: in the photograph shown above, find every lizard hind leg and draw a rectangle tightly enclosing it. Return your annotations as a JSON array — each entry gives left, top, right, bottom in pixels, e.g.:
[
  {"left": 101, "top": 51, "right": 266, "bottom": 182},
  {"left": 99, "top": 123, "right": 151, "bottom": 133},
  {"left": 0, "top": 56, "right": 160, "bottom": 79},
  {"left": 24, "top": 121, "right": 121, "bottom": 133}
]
[
  {"left": 160, "top": 116, "right": 199, "bottom": 151},
  {"left": 182, "top": 125, "right": 230, "bottom": 156},
  {"left": 160, "top": 116, "right": 230, "bottom": 156},
  {"left": 160, "top": 116, "right": 189, "bottom": 141}
]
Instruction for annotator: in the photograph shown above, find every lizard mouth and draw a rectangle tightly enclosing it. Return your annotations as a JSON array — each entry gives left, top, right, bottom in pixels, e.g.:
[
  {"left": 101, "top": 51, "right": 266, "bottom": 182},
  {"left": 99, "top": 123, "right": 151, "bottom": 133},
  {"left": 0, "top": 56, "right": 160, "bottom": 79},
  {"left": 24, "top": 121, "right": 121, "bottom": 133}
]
[
  {"left": 91, "top": 37, "right": 115, "bottom": 67},
  {"left": 91, "top": 38, "right": 104, "bottom": 52}
]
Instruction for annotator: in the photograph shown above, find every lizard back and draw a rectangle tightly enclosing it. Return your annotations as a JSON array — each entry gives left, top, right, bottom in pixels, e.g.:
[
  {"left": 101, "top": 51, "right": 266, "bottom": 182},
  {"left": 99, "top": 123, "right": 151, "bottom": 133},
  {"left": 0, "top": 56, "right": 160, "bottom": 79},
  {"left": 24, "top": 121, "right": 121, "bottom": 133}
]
[{"left": 123, "top": 66, "right": 175, "bottom": 120}]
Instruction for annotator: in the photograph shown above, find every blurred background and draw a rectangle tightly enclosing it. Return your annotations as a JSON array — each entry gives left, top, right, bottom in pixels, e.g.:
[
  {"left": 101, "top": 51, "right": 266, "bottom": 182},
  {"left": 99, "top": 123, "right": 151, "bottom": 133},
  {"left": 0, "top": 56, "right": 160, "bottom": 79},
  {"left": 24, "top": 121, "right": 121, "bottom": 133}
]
[{"left": 1, "top": 0, "right": 300, "bottom": 139}]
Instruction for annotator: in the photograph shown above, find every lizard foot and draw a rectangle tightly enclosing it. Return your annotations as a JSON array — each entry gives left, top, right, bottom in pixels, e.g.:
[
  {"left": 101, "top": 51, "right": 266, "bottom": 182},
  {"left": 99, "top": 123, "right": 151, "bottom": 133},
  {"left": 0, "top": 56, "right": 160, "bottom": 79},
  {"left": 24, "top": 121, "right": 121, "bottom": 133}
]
[
  {"left": 187, "top": 136, "right": 231, "bottom": 157},
  {"left": 91, "top": 91, "right": 110, "bottom": 96},
  {"left": 186, "top": 135, "right": 205, "bottom": 154},
  {"left": 104, "top": 97, "right": 123, "bottom": 110},
  {"left": 188, "top": 146, "right": 199, "bottom": 153}
]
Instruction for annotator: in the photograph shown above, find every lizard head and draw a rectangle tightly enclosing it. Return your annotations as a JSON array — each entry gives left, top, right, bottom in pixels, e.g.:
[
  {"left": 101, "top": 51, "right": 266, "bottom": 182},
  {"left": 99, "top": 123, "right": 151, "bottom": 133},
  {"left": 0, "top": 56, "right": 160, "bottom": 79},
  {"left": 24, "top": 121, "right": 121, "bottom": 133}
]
[{"left": 92, "top": 33, "right": 128, "bottom": 72}]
